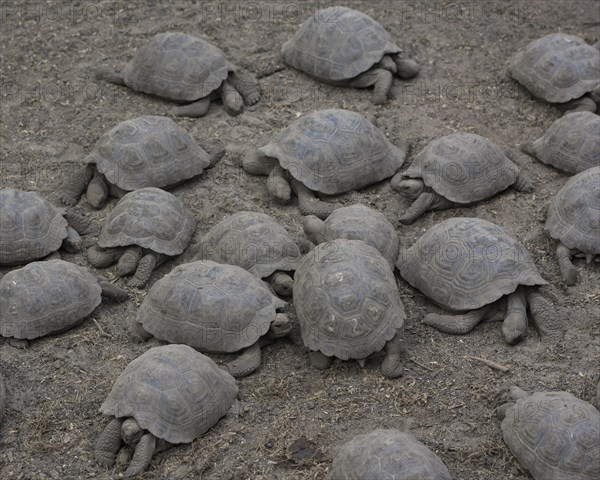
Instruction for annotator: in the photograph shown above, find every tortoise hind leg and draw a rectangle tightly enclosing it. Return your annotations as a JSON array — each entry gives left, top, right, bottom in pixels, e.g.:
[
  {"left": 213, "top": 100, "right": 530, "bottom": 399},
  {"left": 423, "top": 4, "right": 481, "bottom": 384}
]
[
  {"left": 124, "top": 433, "right": 156, "bottom": 477},
  {"left": 501, "top": 286, "right": 528, "bottom": 345},
  {"left": 95, "top": 418, "right": 124, "bottom": 468},
  {"left": 224, "top": 342, "right": 262, "bottom": 378},
  {"left": 381, "top": 332, "right": 403, "bottom": 379},
  {"left": 347, "top": 68, "right": 393, "bottom": 105},
  {"left": 170, "top": 98, "right": 211, "bottom": 117},
  {"left": 60, "top": 164, "right": 94, "bottom": 206}
]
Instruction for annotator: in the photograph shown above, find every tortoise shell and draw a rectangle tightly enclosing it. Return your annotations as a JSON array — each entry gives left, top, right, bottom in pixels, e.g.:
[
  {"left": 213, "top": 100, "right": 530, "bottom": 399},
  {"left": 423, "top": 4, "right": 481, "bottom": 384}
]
[
  {"left": 98, "top": 187, "right": 195, "bottom": 255},
  {"left": 0, "top": 260, "right": 102, "bottom": 340},
  {"left": 122, "top": 32, "right": 235, "bottom": 101},
  {"left": 86, "top": 116, "right": 211, "bottom": 191},
  {"left": 333, "top": 429, "right": 452, "bottom": 480},
  {"left": 281, "top": 6, "right": 401, "bottom": 81},
  {"left": 194, "top": 211, "right": 301, "bottom": 278},
  {"left": 508, "top": 33, "right": 600, "bottom": 103},
  {"left": 293, "top": 239, "right": 405, "bottom": 360},
  {"left": 501, "top": 391, "right": 600, "bottom": 480},
  {"left": 0, "top": 188, "right": 69, "bottom": 265},
  {"left": 398, "top": 217, "right": 547, "bottom": 311},
  {"left": 402, "top": 133, "right": 519, "bottom": 204},
  {"left": 546, "top": 166, "right": 600, "bottom": 254},
  {"left": 527, "top": 112, "right": 600, "bottom": 174},
  {"left": 100, "top": 344, "right": 238, "bottom": 444},
  {"left": 260, "top": 109, "right": 406, "bottom": 195},
  {"left": 136, "top": 260, "right": 286, "bottom": 352}
]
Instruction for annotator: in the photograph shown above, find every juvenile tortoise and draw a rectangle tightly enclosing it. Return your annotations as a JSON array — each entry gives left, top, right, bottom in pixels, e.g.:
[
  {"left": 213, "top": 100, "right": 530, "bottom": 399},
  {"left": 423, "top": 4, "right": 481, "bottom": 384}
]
[
  {"left": 135, "top": 260, "right": 291, "bottom": 378},
  {"left": 87, "top": 187, "right": 195, "bottom": 288},
  {"left": 95, "top": 344, "right": 238, "bottom": 477},
  {"left": 303, "top": 204, "right": 399, "bottom": 269},
  {"left": 392, "top": 133, "right": 534, "bottom": 224},
  {"left": 497, "top": 386, "right": 600, "bottom": 480},
  {"left": 281, "top": 6, "right": 419, "bottom": 104},
  {"left": 193, "top": 211, "right": 302, "bottom": 296},
  {"left": 96, "top": 32, "right": 260, "bottom": 117},
  {"left": 60, "top": 116, "right": 225, "bottom": 208},
  {"left": 332, "top": 429, "right": 452, "bottom": 480},
  {"left": 294, "top": 239, "right": 406, "bottom": 378},
  {"left": 243, "top": 109, "right": 408, "bottom": 219},
  {"left": 0, "top": 188, "right": 92, "bottom": 265},
  {"left": 545, "top": 166, "right": 600, "bottom": 285},
  {"left": 522, "top": 111, "right": 600, "bottom": 174},
  {"left": 398, "top": 217, "right": 555, "bottom": 345},
  {"left": 0, "top": 260, "right": 127, "bottom": 348},
  {"left": 508, "top": 33, "right": 600, "bottom": 113}
]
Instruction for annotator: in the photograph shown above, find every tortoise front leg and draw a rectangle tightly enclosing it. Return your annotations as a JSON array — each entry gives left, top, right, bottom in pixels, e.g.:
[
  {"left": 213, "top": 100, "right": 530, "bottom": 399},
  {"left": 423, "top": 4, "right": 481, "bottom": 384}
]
[
  {"left": 347, "top": 68, "right": 393, "bottom": 105},
  {"left": 95, "top": 418, "right": 124, "bottom": 468},
  {"left": 556, "top": 242, "right": 578, "bottom": 285},
  {"left": 527, "top": 290, "right": 559, "bottom": 344},
  {"left": 170, "top": 97, "right": 211, "bottom": 117},
  {"left": 290, "top": 178, "right": 340, "bottom": 219},
  {"left": 381, "top": 332, "right": 403, "bottom": 379},
  {"left": 127, "top": 252, "right": 165, "bottom": 288},
  {"left": 224, "top": 341, "right": 262, "bottom": 378},
  {"left": 125, "top": 433, "right": 157, "bottom": 477},
  {"left": 501, "top": 286, "right": 528, "bottom": 344},
  {"left": 60, "top": 164, "right": 94, "bottom": 206}
]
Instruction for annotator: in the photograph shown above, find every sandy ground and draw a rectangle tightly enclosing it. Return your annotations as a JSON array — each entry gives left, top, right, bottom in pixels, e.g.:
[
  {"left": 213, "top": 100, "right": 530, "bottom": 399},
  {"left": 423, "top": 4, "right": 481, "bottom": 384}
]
[{"left": 1, "top": 1, "right": 599, "bottom": 479}]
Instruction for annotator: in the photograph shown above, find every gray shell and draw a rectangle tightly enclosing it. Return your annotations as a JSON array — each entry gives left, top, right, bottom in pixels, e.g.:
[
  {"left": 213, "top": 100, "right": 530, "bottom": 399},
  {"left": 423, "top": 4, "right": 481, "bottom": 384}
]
[
  {"left": 194, "top": 211, "right": 301, "bottom": 278},
  {"left": 136, "top": 260, "right": 286, "bottom": 352},
  {"left": 0, "top": 260, "right": 101, "bottom": 340},
  {"left": 527, "top": 112, "right": 600, "bottom": 174},
  {"left": 333, "top": 429, "right": 452, "bottom": 480},
  {"left": 313, "top": 204, "right": 399, "bottom": 269},
  {"left": 122, "top": 32, "right": 235, "bottom": 101},
  {"left": 294, "top": 239, "right": 405, "bottom": 360},
  {"left": 546, "top": 166, "right": 600, "bottom": 254},
  {"left": 508, "top": 33, "right": 600, "bottom": 103},
  {"left": 98, "top": 187, "right": 195, "bottom": 255},
  {"left": 86, "top": 116, "right": 211, "bottom": 191},
  {"left": 501, "top": 391, "right": 600, "bottom": 480},
  {"left": 398, "top": 217, "right": 547, "bottom": 311},
  {"left": 260, "top": 109, "right": 406, "bottom": 195},
  {"left": 281, "top": 6, "right": 400, "bottom": 81},
  {"left": 0, "top": 189, "right": 69, "bottom": 265},
  {"left": 100, "top": 344, "right": 238, "bottom": 444},
  {"left": 403, "top": 133, "right": 519, "bottom": 204}
]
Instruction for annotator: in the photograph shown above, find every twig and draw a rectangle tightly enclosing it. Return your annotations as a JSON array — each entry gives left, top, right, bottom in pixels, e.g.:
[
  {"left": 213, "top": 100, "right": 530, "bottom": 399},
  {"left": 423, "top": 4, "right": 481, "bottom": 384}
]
[
  {"left": 409, "top": 358, "right": 435, "bottom": 372},
  {"left": 465, "top": 356, "right": 510, "bottom": 373},
  {"left": 93, "top": 319, "right": 112, "bottom": 339}
]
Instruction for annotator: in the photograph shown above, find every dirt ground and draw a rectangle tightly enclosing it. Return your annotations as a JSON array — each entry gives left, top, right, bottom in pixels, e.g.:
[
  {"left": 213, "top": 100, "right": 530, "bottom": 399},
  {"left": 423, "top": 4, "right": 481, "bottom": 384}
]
[{"left": 1, "top": 1, "right": 599, "bottom": 479}]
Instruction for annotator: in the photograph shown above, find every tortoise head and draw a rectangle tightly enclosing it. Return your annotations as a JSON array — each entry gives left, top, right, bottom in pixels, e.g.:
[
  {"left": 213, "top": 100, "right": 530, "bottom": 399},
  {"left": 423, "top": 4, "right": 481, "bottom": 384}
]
[
  {"left": 268, "top": 313, "right": 293, "bottom": 339},
  {"left": 121, "top": 418, "right": 144, "bottom": 445},
  {"left": 394, "top": 178, "right": 424, "bottom": 200}
]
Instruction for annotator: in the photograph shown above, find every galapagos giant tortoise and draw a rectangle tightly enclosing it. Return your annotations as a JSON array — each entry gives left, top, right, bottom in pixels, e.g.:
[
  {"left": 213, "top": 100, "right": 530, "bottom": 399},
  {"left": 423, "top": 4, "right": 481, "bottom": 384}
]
[
  {"left": 398, "top": 217, "right": 555, "bottom": 344},
  {"left": 392, "top": 133, "right": 534, "bottom": 224},
  {"left": 243, "top": 109, "right": 408, "bottom": 219},
  {"left": 497, "top": 386, "right": 600, "bottom": 480},
  {"left": 95, "top": 32, "right": 260, "bottom": 117},
  {"left": 281, "top": 6, "right": 419, "bottom": 104},
  {"left": 508, "top": 33, "right": 600, "bottom": 113},
  {"left": 294, "top": 239, "right": 406, "bottom": 378},
  {"left": 135, "top": 260, "right": 292, "bottom": 378},
  {"left": 95, "top": 344, "right": 238, "bottom": 477},
  {"left": 0, "top": 260, "right": 127, "bottom": 348},
  {"left": 545, "top": 166, "right": 600, "bottom": 285},
  {"left": 60, "top": 116, "right": 225, "bottom": 208},
  {"left": 87, "top": 187, "right": 196, "bottom": 288}
]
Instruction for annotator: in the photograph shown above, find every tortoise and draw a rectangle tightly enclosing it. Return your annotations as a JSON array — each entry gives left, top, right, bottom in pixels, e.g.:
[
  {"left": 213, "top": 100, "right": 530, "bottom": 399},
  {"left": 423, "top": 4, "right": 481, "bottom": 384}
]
[
  {"left": 293, "top": 239, "right": 406, "bottom": 378},
  {"left": 242, "top": 109, "right": 408, "bottom": 219},
  {"left": 303, "top": 204, "right": 399, "bottom": 269},
  {"left": 545, "top": 166, "right": 600, "bottom": 285},
  {"left": 0, "top": 188, "right": 92, "bottom": 265},
  {"left": 281, "top": 6, "right": 419, "bottom": 104},
  {"left": 60, "top": 115, "right": 225, "bottom": 208},
  {"left": 193, "top": 211, "right": 302, "bottom": 296},
  {"left": 397, "top": 217, "right": 555, "bottom": 345},
  {"left": 0, "top": 260, "right": 128, "bottom": 348},
  {"left": 508, "top": 33, "right": 600, "bottom": 113},
  {"left": 95, "top": 344, "right": 238, "bottom": 477},
  {"left": 392, "top": 133, "right": 534, "bottom": 225},
  {"left": 522, "top": 111, "right": 600, "bottom": 174},
  {"left": 87, "top": 187, "right": 195, "bottom": 288},
  {"left": 497, "top": 386, "right": 600, "bottom": 480},
  {"left": 135, "top": 260, "right": 291, "bottom": 378},
  {"left": 96, "top": 32, "right": 260, "bottom": 117},
  {"left": 332, "top": 429, "right": 452, "bottom": 480}
]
